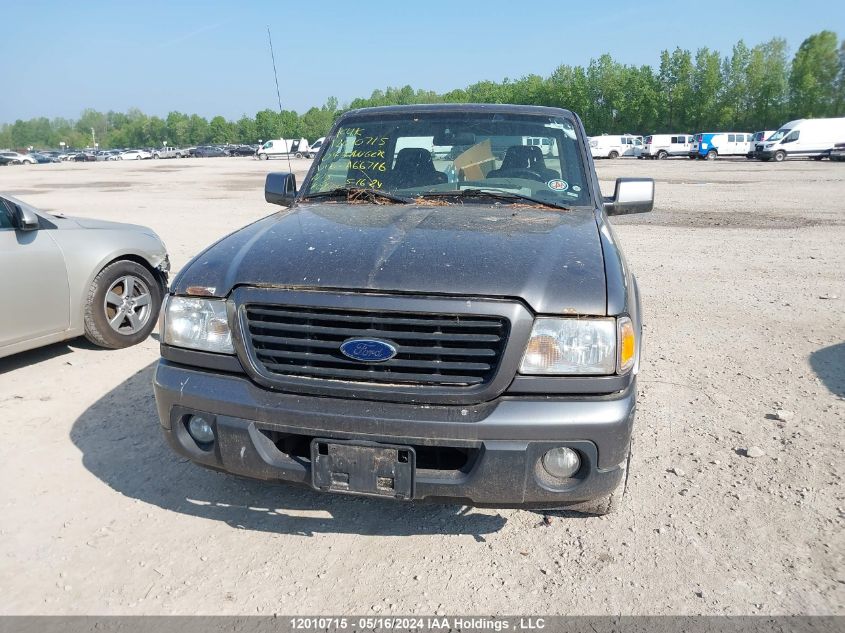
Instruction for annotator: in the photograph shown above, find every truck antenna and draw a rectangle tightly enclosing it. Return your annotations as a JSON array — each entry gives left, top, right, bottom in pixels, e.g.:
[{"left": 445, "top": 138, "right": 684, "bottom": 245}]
[{"left": 266, "top": 26, "right": 293, "bottom": 173}]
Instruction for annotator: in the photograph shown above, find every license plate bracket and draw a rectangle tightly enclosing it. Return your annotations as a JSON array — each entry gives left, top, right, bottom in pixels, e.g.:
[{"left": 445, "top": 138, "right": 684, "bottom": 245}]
[{"left": 310, "top": 439, "right": 415, "bottom": 500}]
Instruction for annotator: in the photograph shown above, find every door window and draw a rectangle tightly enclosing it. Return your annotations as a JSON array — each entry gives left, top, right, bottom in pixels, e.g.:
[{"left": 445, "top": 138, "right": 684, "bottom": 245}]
[{"left": 0, "top": 205, "right": 13, "bottom": 229}]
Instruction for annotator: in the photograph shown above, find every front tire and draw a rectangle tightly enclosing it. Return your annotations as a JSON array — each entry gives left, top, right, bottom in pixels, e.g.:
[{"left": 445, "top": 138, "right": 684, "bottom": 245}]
[
  {"left": 774, "top": 150, "right": 786, "bottom": 162},
  {"left": 705, "top": 150, "right": 717, "bottom": 160},
  {"left": 258, "top": 153, "right": 268, "bottom": 160},
  {"left": 657, "top": 150, "right": 667, "bottom": 160},
  {"left": 608, "top": 151, "right": 619, "bottom": 159},
  {"left": 83, "top": 260, "right": 163, "bottom": 349}
]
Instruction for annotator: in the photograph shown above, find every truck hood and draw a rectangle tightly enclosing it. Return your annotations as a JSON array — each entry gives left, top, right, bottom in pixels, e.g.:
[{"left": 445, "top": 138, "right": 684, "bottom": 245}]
[{"left": 174, "top": 202, "right": 607, "bottom": 315}]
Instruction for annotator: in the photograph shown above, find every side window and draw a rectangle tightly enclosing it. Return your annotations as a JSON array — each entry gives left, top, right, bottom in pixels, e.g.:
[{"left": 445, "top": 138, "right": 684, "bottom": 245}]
[
  {"left": 784, "top": 131, "right": 800, "bottom": 143},
  {"left": 0, "top": 205, "right": 14, "bottom": 230},
  {"left": 670, "top": 136, "right": 678, "bottom": 144},
  {"left": 727, "top": 134, "right": 736, "bottom": 142}
]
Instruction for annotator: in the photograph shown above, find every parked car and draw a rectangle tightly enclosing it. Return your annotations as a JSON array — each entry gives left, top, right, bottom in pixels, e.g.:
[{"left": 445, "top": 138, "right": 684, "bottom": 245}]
[
  {"left": 0, "top": 194, "right": 169, "bottom": 358},
  {"left": 756, "top": 118, "right": 845, "bottom": 162},
  {"left": 588, "top": 134, "right": 642, "bottom": 159},
  {"left": 73, "top": 151, "right": 97, "bottom": 162},
  {"left": 152, "top": 146, "right": 187, "bottom": 159},
  {"left": 192, "top": 145, "right": 228, "bottom": 158},
  {"left": 747, "top": 131, "right": 775, "bottom": 158},
  {"left": 693, "top": 132, "right": 753, "bottom": 159},
  {"left": 227, "top": 144, "right": 257, "bottom": 157},
  {"left": 0, "top": 151, "right": 37, "bottom": 165},
  {"left": 829, "top": 141, "right": 845, "bottom": 162},
  {"left": 640, "top": 134, "right": 693, "bottom": 159},
  {"left": 256, "top": 138, "right": 311, "bottom": 160},
  {"left": 31, "top": 152, "right": 61, "bottom": 164},
  {"left": 154, "top": 103, "right": 653, "bottom": 514},
  {"left": 119, "top": 149, "right": 152, "bottom": 160}
]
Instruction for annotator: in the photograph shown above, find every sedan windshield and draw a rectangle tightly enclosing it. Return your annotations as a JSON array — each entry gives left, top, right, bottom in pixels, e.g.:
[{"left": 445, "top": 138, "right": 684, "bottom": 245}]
[{"left": 302, "top": 110, "right": 591, "bottom": 208}]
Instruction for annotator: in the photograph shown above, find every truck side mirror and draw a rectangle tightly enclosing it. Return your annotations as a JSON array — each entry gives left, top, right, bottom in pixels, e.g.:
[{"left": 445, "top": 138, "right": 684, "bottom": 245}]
[
  {"left": 604, "top": 178, "right": 654, "bottom": 215},
  {"left": 265, "top": 172, "right": 297, "bottom": 206}
]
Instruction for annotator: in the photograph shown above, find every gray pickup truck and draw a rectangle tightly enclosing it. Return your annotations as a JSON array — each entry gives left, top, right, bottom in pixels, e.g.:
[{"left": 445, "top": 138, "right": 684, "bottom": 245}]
[{"left": 154, "top": 103, "right": 653, "bottom": 514}]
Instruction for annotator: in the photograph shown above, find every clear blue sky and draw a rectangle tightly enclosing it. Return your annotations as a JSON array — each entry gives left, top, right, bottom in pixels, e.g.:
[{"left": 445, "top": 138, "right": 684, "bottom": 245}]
[{"left": 1, "top": 0, "right": 843, "bottom": 123}]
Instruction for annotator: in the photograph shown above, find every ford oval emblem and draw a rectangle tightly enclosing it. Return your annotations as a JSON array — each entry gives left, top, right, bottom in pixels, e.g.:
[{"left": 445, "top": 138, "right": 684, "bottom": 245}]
[{"left": 340, "top": 339, "right": 397, "bottom": 363}]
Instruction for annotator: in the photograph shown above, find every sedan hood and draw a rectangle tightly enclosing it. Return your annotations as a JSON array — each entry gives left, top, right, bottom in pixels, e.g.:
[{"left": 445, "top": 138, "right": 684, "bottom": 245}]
[
  {"left": 69, "top": 216, "right": 152, "bottom": 233},
  {"left": 175, "top": 202, "right": 607, "bottom": 315}
]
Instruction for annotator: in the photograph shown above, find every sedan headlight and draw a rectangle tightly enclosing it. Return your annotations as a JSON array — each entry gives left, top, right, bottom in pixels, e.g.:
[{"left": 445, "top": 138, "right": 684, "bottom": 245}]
[
  {"left": 520, "top": 317, "right": 636, "bottom": 375},
  {"left": 162, "top": 296, "right": 234, "bottom": 354}
]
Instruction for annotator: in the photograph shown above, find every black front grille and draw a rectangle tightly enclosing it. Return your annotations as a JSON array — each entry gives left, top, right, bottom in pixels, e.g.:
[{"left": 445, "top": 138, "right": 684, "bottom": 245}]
[{"left": 243, "top": 304, "right": 509, "bottom": 387}]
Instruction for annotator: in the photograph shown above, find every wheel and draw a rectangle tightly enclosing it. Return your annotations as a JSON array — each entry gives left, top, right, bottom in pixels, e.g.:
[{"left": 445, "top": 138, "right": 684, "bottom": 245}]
[
  {"left": 153, "top": 154, "right": 159, "bottom": 159},
  {"left": 705, "top": 150, "right": 717, "bottom": 161},
  {"left": 83, "top": 260, "right": 163, "bottom": 349},
  {"left": 657, "top": 150, "right": 667, "bottom": 160},
  {"left": 294, "top": 152, "right": 303, "bottom": 159},
  {"left": 774, "top": 150, "right": 786, "bottom": 162},
  {"left": 813, "top": 155, "right": 824, "bottom": 161},
  {"left": 608, "top": 151, "right": 619, "bottom": 159},
  {"left": 258, "top": 153, "right": 268, "bottom": 160}
]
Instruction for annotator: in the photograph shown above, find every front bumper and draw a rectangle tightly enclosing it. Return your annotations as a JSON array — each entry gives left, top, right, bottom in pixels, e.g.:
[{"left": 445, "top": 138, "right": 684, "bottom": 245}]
[{"left": 153, "top": 360, "right": 635, "bottom": 506}]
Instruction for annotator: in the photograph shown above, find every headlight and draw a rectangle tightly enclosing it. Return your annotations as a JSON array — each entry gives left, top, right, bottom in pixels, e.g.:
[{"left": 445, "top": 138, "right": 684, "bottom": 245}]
[
  {"left": 162, "top": 296, "right": 234, "bottom": 354},
  {"left": 519, "top": 317, "right": 635, "bottom": 375}
]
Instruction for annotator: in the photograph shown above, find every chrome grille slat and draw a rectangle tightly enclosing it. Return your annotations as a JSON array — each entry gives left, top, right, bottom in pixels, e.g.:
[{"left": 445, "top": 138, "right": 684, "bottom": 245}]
[{"left": 243, "top": 303, "right": 509, "bottom": 387}]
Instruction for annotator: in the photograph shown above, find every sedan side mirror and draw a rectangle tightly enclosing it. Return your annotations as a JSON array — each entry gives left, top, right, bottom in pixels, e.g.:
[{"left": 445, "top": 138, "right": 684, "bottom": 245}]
[
  {"left": 6, "top": 201, "right": 40, "bottom": 231},
  {"left": 604, "top": 178, "right": 654, "bottom": 215},
  {"left": 265, "top": 172, "right": 297, "bottom": 206}
]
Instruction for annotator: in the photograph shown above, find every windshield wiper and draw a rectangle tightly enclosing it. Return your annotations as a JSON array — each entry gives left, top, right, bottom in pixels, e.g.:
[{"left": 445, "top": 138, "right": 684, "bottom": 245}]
[
  {"left": 417, "top": 188, "right": 570, "bottom": 210},
  {"left": 302, "top": 187, "right": 410, "bottom": 204}
]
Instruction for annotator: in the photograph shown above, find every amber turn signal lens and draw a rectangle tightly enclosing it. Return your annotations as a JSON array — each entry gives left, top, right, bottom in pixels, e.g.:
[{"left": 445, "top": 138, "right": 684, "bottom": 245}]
[
  {"left": 618, "top": 317, "right": 636, "bottom": 374},
  {"left": 523, "top": 335, "right": 563, "bottom": 371}
]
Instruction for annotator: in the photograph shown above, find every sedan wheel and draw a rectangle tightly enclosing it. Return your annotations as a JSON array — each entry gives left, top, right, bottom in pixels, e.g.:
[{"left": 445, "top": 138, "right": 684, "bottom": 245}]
[{"left": 84, "top": 260, "right": 162, "bottom": 349}]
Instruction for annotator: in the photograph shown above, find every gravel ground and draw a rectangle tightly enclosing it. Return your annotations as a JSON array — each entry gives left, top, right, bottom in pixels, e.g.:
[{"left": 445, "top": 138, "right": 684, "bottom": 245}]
[{"left": 0, "top": 156, "right": 842, "bottom": 615}]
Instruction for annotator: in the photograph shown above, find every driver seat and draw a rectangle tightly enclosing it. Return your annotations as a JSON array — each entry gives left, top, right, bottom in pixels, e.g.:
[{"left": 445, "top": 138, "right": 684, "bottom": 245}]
[
  {"left": 487, "top": 145, "right": 560, "bottom": 181},
  {"left": 386, "top": 148, "right": 447, "bottom": 189}
]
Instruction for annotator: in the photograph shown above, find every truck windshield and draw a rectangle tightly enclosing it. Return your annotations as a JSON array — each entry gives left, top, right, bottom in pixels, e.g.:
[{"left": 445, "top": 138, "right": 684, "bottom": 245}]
[
  {"left": 302, "top": 111, "right": 591, "bottom": 208},
  {"left": 767, "top": 128, "right": 790, "bottom": 142}
]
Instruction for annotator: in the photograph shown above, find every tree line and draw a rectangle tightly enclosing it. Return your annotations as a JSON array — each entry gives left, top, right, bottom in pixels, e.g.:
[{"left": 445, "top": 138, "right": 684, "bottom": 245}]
[{"left": 2, "top": 31, "right": 843, "bottom": 150}]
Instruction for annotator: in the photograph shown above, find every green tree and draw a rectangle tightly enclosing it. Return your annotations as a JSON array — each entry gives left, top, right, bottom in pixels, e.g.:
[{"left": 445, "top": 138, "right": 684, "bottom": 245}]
[
  {"left": 187, "top": 114, "right": 209, "bottom": 144},
  {"left": 745, "top": 38, "right": 789, "bottom": 128},
  {"left": 691, "top": 48, "right": 722, "bottom": 130},
  {"left": 208, "top": 116, "right": 232, "bottom": 143},
  {"left": 789, "top": 30, "right": 841, "bottom": 117},
  {"left": 236, "top": 115, "right": 257, "bottom": 143},
  {"left": 165, "top": 111, "right": 190, "bottom": 146},
  {"left": 254, "top": 109, "right": 279, "bottom": 141}
]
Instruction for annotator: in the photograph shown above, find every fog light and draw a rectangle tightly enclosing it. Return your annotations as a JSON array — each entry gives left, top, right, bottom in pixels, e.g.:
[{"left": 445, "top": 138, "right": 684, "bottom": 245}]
[
  {"left": 187, "top": 415, "right": 215, "bottom": 445},
  {"left": 541, "top": 447, "right": 581, "bottom": 479}
]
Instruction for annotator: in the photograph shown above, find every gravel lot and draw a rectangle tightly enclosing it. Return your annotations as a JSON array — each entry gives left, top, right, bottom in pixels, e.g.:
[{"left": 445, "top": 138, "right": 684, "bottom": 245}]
[{"left": 0, "top": 156, "right": 842, "bottom": 615}]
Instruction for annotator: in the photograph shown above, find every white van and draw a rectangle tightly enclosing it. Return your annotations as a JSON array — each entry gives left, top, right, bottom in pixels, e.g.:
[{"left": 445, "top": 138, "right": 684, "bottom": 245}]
[
  {"left": 589, "top": 134, "right": 642, "bottom": 159},
  {"left": 693, "top": 132, "right": 753, "bottom": 159},
  {"left": 257, "top": 138, "right": 310, "bottom": 160},
  {"left": 747, "top": 131, "right": 775, "bottom": 158},
  {"left": 641, "top": 134, "right": 693, "bottom": 159},
  {"left": 305, "top": 137, "right": 325, "bottom": 158},
  {"left": 756, "top": 118, "right": 845, "bottom": 162}
]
